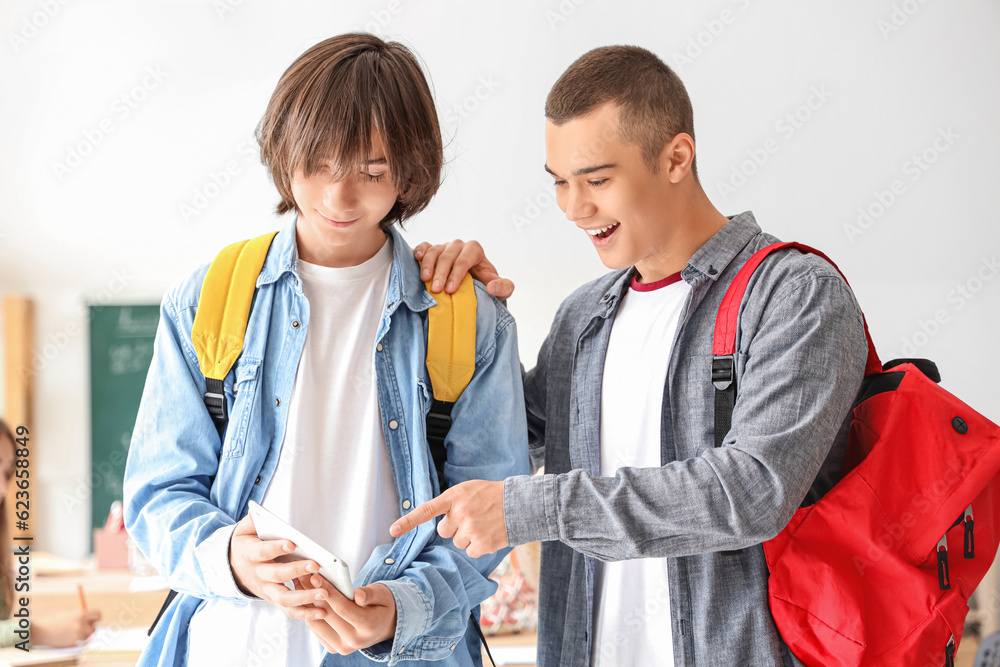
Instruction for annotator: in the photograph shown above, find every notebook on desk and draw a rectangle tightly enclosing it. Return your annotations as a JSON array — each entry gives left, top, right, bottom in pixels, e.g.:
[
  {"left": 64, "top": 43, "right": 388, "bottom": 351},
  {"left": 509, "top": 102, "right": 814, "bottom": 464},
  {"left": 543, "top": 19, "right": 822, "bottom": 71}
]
[{"left": 81, "top": 627, "right": 148, "bottom": 656}]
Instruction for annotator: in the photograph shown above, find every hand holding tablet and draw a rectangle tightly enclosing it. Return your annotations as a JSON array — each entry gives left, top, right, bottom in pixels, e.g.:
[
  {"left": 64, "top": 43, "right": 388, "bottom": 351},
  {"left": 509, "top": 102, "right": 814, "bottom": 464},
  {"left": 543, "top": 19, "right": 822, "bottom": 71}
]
[{"left": 247, "top": 500, "right": 354, "bottom": 599}]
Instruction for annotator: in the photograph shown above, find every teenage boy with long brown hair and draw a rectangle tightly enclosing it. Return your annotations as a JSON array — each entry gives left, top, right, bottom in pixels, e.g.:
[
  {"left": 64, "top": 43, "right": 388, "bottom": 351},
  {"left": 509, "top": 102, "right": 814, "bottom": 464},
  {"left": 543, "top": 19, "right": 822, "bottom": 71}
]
[
  {"left": 395, "top": 45, "right": 868, "bottom": 666},
  {"left": 124, "top": 34, "right": 528, "bottom": 666}
]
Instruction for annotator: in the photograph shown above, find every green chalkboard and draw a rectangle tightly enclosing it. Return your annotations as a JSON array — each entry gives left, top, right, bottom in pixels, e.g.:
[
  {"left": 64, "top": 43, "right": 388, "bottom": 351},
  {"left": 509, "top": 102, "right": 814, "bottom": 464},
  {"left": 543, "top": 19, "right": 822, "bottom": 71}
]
[{"left": 88, "top": 304, "right": 159, "bottom": 532}]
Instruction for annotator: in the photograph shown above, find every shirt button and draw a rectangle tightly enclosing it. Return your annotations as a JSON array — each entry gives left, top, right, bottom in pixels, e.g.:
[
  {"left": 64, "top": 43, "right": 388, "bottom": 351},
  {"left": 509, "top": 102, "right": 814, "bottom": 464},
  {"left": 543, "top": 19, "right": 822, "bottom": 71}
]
[
  {"left": 450, "top": 644, "right": 456, "bottom": 651},
  {"left": 398, "top": 647, "right": 405, "bottom": 655},
  {"left": 291, "top": 320, "right": 300, "bottom": 329},
  {"left": 255, "top": 476, "right": 262, "bottom": 485},
  {"left": 389, "top": 420, "right": 399, "bottom": 430},
  {"left": 402, "top": 500, "right": 411, "bottom": 510},
  {"left": 376, "top": 343, "right": 383, "bottom": 352},
  {"left": 275, "top": 398, "right": 281, "bottom": 407},
  {"left": 385, "top": 558, "right": 395, "bottom": 565}
]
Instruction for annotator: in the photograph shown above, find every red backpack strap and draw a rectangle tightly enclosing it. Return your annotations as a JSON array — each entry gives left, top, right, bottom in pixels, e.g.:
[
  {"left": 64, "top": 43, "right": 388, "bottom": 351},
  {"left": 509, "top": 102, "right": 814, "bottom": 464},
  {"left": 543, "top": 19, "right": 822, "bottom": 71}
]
[{"left": 710, "top": 242, "right": 881, "bottom": 447}]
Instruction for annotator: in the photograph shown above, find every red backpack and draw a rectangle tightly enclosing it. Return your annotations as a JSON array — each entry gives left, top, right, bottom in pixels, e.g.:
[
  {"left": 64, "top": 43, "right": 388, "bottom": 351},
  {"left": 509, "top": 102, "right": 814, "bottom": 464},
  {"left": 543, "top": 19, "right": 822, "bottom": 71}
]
[{"left": 711, "top": 242, "right": 1000, "bottom": 667}]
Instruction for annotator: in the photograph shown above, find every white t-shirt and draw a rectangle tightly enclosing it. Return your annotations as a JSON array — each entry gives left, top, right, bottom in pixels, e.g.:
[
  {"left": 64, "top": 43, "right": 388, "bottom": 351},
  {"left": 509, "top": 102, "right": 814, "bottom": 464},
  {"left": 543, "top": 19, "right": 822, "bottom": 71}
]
[
  {"left": 188, "top": 237, "right": 400, "bottom": 667},
  {"left": 591, "top": 270, "right": 690, "bottom": 667}
]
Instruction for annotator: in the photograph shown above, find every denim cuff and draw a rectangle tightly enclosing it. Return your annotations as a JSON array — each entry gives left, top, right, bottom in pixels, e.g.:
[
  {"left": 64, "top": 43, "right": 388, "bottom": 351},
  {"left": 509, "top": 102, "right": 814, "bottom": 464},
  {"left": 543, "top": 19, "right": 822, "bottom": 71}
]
[
  {"left": 361, "top": 578, "right": 432, "bottom": 665},
  {"left": 504, "top": 474, "right": 558, "bottom": 546}
]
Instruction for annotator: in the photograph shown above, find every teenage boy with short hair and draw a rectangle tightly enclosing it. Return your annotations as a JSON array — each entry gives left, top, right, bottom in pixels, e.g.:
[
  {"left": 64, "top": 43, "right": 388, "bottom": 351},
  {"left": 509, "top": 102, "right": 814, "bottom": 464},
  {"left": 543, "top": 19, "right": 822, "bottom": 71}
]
[
  {"left": 395, "top": 46, "right": 867, "bottom": 666},
  {"left": 124, "top": 33, "right": 528, "bottom": 667}
]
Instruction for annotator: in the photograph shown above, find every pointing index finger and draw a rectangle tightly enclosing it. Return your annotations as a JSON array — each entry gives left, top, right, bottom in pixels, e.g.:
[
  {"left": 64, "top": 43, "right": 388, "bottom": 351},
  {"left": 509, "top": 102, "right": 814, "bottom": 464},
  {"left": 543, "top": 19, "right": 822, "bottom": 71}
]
[{"left": 390, "top": 494, "right": 451, "bottom": 537}]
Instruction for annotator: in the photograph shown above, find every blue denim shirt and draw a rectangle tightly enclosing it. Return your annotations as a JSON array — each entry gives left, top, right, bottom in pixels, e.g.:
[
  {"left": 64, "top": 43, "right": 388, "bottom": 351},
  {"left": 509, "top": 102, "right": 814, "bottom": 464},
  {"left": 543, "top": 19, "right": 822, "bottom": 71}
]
[
  {"left": 123, "top": 217, "right": 529, "bottom": 666},
  {"left": 503, "top": 212, "right": 868, "bottom": 666}
]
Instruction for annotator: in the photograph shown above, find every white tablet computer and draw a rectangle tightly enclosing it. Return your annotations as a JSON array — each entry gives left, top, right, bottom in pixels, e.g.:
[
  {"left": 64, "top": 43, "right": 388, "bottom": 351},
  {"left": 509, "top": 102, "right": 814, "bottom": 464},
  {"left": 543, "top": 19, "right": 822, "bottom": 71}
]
[{"left": 247, "top": 500, "right": 354, "bottom": 599}]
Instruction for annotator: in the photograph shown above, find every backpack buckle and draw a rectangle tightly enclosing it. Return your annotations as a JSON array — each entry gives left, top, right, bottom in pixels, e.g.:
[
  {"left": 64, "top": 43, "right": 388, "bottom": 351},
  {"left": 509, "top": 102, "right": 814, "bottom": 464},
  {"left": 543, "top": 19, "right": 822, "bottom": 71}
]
[
  {"left": 204, "top": 377, "right": 228, "bottom": 439},
  {"left": 712, "top": 355, "right": 735, "bottom": 391}
]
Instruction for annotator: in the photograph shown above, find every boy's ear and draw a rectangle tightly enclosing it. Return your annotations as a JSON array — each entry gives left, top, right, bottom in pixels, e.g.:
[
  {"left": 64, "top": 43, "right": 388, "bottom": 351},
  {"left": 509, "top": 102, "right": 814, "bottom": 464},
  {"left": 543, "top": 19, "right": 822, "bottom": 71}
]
[{"left": 660, "top": 133, "right": 695, "bottom": 183}]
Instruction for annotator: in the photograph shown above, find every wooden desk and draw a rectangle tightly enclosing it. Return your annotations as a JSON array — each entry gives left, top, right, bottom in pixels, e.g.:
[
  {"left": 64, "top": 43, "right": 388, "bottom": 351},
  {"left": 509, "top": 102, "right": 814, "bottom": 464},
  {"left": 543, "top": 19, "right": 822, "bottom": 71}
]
[
  {"left": 31, "top": 570, "right": 167, "bottom": 631},
  {"left": 20, "top": 567, "right": 165, "bottom": 667},
  {"left": 0, "top": 647, "right": 78, "bottom": 666}
]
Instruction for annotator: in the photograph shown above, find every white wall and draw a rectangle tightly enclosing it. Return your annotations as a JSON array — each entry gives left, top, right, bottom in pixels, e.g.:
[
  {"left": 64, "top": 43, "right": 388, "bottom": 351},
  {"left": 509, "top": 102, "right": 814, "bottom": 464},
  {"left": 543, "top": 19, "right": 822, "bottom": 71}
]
[{"left": 0, "top": 0, "right": 997, "bottom": 576}]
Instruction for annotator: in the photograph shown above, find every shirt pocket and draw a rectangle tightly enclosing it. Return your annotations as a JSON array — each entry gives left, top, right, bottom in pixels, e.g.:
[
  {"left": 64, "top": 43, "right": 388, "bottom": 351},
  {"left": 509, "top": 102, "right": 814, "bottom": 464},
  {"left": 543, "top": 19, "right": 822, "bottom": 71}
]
[
  {"left": 415, "top": 377, "right": 433, "bottom": 415},
  {"left": 222, "top": 358, "right": 261, "bottom": 459}
]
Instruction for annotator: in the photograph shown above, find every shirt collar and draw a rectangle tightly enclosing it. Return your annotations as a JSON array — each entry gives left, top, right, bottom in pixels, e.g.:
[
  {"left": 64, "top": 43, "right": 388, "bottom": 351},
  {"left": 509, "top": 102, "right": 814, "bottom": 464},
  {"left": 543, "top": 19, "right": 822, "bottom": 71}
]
[
  {"left": 385, "top": 225, "right": 438, "bottom": 313},
  {"left": 684, "top": 210, "right": 761, "bottom": 282},
  {"left": 255, "top": 216, "right": 299, "bottom": 288},
  {"left": 255, "top": 214, "right": 436, "bottom": 312},
  {"left": 596, "top": 268, "right": 636, "bottom": 319}
]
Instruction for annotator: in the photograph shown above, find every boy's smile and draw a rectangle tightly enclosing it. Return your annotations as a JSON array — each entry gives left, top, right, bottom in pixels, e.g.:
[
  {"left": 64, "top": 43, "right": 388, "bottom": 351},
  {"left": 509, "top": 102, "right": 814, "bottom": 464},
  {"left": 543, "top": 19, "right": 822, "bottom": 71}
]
[
  {"left": 583, "top": 221, "right": 622, "bottom": 247},
  {"left": 318, "top": 213, "right": 361, "bottom": 227}
]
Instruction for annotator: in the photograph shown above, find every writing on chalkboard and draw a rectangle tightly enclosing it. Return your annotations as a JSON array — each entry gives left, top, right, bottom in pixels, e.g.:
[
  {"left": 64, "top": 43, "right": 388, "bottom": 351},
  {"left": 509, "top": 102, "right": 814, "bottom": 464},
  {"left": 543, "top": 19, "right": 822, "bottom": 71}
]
[
  {"left": 108, "top": 342, "right": 154, "bottom": 375},
  {"left": 89, "top": 303, "right": 161, "bottom": 534},
  {"left": 116, "top": 306, "right": 159, "bottom": 336}
]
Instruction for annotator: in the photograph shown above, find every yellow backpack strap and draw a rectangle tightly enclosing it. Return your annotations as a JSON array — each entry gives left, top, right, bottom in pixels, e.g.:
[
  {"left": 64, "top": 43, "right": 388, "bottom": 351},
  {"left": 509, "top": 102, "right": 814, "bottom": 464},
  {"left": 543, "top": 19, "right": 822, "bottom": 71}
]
[
  {"left": 191, "top": 231, "right": 278, "bottom": 433},
  {"left": 424, "top": 274, "right": 477, "bottom": 492},
  {"left": 424, "top": 273, "right": 477, "bottom": 402}
]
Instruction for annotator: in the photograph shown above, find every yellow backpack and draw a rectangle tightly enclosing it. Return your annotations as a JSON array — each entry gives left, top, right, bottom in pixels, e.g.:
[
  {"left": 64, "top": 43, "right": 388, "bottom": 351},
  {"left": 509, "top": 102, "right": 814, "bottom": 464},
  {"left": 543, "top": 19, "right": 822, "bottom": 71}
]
[{"left": 190, "top": 230, "right": 477, "bottom": 490}]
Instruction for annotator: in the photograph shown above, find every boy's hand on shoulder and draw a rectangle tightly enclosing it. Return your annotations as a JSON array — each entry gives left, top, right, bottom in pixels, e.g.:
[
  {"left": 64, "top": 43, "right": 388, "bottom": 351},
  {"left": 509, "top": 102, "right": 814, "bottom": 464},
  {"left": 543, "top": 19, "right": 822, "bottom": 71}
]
[
  {"left": 414, "top": 240, "right": 514, "bottom": 300},
  {"left": 390, "top": 479, "right": 508, "bottom": 559},
  {"left": 300, "top": 576, "right": 397, "bottom": 655},
  {"left": 228, "top": 514, "right": 328, "bottom": 621}
]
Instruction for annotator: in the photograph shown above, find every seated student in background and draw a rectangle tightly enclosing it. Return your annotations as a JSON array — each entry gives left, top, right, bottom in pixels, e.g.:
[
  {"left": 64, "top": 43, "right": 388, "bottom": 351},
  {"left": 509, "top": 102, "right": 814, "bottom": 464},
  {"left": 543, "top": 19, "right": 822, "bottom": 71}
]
[
  {"left": 0, "top": 419, "right": 101, "bottom": 648},
  {"left": 123, "top": 33, "right": 528, "bottom": 667},
  {"left": 396, "top": 45, "right": 868, "bottom": 666}
]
